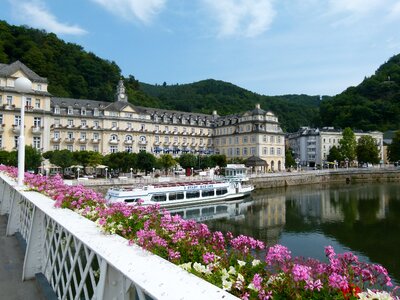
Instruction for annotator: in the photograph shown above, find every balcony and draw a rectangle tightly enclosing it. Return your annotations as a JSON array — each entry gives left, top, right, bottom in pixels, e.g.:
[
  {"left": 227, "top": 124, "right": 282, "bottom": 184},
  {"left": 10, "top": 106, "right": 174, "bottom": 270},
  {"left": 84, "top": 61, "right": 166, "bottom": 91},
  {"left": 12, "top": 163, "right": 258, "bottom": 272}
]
[
  {"left": 153, "top": 141, "right": 161, "bottom": 146},
  {"left": 173, "top": 131, "right": 178, "bottom": 135},
  {"left": 2, "top": 104, "right": 15, "bottom": 110},
  {"left": 125, "top": 127, "right": 133, "bottom": 131},
  {"left": 91, "top": 138, "right": 101, "bottom": 144},
  {"left": 12, "top": 125, "right": 22, "bottom": 134},
  {"left": 109, "top": 139, "right": 119, "bottom": 145},
  {"left": 182, "top": 142, "right": 188, "bottom": 147},
  {"left": 65, "top": 124, "right": 75, "bottom": 129},
  {"left": 51, "top": 124, "right": 62, "bottom": 129},
  {"left": 65, "top": 138, "right": 75, "bottom": 143},
  {"left": 31, "top": 126, "right": 43, "bottom": 135},
  {"left": 51, "top": 137, "right": 61, "bottom": 143},
  {"left": 191, "top": 142, "right": 197, "bottom": 147},
  {"left": 182, "top": 132, "right": 188, "bottom": 135},
  {"left": 124, "top": 139, "right": 133, "bottom": 145},
  {"left": 92, "top": 126, "right": 101, "bottom": 130},
  {"left": 110, "top": 127, "right": 119, "bottom": 131},
  {"left": 138, "top": 140, "right": 148, "bottom": 145},
  {"left": 79, "top": 125, "right": 89, "bottom": 130},
  {"left": 173, "top": 142, "right": 180, "bottom": 147},
  {"left": 79, "top": 138, "right": 88, "bottom": 144}
]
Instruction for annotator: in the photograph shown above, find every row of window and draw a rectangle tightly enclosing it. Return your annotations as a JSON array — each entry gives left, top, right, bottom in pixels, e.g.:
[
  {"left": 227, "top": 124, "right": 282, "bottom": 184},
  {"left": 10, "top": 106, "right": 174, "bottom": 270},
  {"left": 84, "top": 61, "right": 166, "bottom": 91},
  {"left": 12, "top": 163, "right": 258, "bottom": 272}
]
[
  {"left": 217, "top": 147, "right": 282, "bottom": 156},
  {"left": 0, "top": 114, "right": 42, "bottom": 127},
  {"left": 53, "top": 119, "right": 212, "bottom": 134},
  {"left": 215, "top": 135, "right": 283, "bottom": 146},
  {"left": 0, "top": 135, "right": 41, "bottom": 150},
  {"left": 0, "top": 95, "right": 41, "bottom": 109}
]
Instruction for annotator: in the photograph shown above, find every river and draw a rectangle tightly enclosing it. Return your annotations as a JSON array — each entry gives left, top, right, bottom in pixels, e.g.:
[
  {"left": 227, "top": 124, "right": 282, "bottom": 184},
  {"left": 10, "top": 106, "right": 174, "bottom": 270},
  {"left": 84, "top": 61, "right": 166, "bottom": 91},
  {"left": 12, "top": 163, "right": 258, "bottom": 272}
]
[{"left": 196, "top": 182, "right": 400, "bottom": 286}]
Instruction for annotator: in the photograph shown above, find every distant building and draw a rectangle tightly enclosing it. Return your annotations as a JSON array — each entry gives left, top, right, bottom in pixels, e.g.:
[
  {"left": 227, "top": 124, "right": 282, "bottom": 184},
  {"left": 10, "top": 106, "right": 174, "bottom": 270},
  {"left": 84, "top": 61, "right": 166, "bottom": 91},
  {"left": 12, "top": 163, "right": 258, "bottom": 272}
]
[
  {"left": 0, "top": 61, "right": 285, "bottom": 169},
  {"left": 287, "top": 127, "right": 383, "bottom": 166}
]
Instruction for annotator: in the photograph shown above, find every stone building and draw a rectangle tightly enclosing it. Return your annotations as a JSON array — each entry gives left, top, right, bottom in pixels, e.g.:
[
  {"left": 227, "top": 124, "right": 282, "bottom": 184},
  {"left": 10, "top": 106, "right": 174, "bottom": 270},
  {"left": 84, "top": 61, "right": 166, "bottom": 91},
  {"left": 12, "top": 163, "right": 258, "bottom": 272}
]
[{"left": 0, "top": 61, "right": 285, "bottom": 170}]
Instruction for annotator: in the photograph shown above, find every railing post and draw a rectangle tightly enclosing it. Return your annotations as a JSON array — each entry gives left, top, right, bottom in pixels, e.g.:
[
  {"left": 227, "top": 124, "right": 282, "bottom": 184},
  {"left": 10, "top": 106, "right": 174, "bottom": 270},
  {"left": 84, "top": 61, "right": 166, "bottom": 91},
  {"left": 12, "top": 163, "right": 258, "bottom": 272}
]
[
  {"left": 0, "top": 179, "right": 15, "bottom": 215},
  {"left": 22, "top": 206, "right": 46, "bottom": 280},
  {"left": 6, "top": 190, "right": 22, "bottom": 236},
  {"left": 96, "top": 259, "right": 140, "bottom": 300}
]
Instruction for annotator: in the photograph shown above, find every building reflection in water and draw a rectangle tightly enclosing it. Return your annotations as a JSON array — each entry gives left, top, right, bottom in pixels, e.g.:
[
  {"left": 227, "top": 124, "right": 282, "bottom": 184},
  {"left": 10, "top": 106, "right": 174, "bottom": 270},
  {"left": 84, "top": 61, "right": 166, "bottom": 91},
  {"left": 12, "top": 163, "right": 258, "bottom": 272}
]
[{"left": 167, "top": 183, "right": 399, "bottom": 286}]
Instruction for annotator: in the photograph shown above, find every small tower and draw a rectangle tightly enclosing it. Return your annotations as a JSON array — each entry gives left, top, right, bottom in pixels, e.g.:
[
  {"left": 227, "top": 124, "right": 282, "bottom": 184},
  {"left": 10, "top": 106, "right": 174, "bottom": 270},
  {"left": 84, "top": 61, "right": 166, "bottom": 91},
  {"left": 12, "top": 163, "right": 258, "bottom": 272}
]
[{"left": 115, "top": 79, "right": 128, "bottom": 102}]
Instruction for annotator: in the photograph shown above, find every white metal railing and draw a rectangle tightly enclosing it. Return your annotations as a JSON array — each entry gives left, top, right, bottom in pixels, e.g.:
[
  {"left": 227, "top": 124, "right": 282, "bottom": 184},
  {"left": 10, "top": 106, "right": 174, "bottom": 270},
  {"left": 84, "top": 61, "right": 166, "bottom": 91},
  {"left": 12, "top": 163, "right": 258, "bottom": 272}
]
[{"left": 0, "top": 173, "right": 237, "bottom": 300}]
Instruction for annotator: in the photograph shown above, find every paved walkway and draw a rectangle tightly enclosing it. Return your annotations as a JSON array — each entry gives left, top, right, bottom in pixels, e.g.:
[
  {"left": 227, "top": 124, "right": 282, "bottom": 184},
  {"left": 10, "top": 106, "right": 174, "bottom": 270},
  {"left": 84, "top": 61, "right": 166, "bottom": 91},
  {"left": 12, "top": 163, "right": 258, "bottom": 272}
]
[{"left": 0, "top": 215, "right": 44, "bottom": 300}]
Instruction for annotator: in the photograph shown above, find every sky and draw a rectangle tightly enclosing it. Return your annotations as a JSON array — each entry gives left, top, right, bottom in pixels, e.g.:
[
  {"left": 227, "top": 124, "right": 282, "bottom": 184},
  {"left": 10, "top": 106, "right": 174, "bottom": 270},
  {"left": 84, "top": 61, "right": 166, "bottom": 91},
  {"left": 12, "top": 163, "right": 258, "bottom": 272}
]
[{"left": 1, "top": 0, "right": 400, "bottom": 96}]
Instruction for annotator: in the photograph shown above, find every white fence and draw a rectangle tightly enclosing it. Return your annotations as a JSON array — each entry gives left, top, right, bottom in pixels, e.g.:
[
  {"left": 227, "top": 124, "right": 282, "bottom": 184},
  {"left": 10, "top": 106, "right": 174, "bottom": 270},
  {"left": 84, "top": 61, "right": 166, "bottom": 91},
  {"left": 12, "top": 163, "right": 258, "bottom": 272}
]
[{"left": 0, "top": 173, "right": 237, "bottom": 300}]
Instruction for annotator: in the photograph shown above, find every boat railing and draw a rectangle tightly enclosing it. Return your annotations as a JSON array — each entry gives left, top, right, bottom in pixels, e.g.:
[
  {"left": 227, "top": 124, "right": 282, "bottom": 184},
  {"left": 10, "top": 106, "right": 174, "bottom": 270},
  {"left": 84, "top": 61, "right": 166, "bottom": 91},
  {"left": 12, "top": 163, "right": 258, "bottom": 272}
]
[{"left": 0, "top": 173, "right": 237, "bottom": 300}]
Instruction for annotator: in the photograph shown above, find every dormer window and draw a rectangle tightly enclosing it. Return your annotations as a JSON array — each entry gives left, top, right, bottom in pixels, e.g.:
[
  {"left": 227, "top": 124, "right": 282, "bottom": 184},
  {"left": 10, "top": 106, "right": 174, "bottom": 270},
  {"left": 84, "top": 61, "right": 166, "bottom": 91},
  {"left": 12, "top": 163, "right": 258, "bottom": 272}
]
[
  {"left": 54, "top": 106, "right": 60, "bottom": 114},
  {"left": 37, "top": 84, "right": 42, "bottom": 91},
  {"left": 93, "top": 108, "right": 99, "bottom": 116},
  {"left": 154, "top": 114, "right": 158, "bottom": 122},
  {"left": 67, "top": 106, "right": 73, "bottom": 115},
  {"left": 81, "top": 108, "right": 86, "bottom": 116}
]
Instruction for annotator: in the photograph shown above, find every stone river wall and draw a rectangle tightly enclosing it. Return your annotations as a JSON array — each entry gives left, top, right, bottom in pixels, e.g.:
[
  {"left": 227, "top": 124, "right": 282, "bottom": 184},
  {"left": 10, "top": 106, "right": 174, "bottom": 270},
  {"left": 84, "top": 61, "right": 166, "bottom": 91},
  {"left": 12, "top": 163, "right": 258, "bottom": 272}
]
[{"left": 249, "top": 168, "right": 400, "bottom": 190}]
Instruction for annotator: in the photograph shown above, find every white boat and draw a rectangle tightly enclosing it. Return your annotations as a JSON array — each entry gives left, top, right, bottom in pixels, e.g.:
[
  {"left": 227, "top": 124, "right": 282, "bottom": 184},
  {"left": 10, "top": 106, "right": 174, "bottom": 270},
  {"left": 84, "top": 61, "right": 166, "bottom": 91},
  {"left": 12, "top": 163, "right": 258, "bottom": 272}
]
[{"left": 105, "top": 165, "right": 254, "bottom": 207}]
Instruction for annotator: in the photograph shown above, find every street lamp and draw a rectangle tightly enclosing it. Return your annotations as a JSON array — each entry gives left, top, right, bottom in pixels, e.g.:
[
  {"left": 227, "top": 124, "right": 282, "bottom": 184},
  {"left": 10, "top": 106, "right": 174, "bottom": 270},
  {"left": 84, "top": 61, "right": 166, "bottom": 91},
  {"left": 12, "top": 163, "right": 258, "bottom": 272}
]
[
  {"left": 345, "top": 158, "right": 349, "bottom": 170},
  {"left": 77, "top": 167, "right": 80, "bottom": 180},
  {"left": 295, "top": 158, "right": 300, "bottom": 171},
  {"left": 105, "top": 167, "right": 108, "bottom": 179},
  {"left": 15, "top": 77, "right": 32, "bottom": 187},
  {"left": 130, "top": 167, "right": 133, "bottom": 178}
]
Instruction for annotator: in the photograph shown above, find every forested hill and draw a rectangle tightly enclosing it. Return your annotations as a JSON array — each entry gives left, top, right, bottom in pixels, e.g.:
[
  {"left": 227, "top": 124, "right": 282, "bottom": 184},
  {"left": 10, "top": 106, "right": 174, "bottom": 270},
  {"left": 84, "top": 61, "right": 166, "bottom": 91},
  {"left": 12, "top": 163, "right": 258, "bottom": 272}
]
[
  {"left": 0, "top": 20, "right": 322, "bottom": 131},
  {"left": 0, "top": 20, "right": 161, "bottom": 108},
  {"left": 140, "top": 80, "right": 322, "bottom": 131},
  {"left": 320, "top": 54, "right": 400, "bottom": 131}
]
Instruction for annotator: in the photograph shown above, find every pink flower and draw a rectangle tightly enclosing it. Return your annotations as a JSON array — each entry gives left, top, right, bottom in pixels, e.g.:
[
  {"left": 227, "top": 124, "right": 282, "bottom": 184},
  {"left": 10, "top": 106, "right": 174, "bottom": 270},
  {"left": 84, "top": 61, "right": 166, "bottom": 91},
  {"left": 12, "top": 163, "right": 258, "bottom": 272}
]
[
  {"left": 265, "top": 244, "right": 291, "bottom": 265},
  {"left": 292, "top": 264, "right": 311, "bottom": 282}
]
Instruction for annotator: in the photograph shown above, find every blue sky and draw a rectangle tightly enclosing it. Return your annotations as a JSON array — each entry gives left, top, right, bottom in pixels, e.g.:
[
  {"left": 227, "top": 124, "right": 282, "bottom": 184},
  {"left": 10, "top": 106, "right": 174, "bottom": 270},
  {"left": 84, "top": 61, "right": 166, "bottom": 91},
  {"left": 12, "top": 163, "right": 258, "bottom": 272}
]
[{"left": 1, "top": 0, "right": 400, "bottom": 96}]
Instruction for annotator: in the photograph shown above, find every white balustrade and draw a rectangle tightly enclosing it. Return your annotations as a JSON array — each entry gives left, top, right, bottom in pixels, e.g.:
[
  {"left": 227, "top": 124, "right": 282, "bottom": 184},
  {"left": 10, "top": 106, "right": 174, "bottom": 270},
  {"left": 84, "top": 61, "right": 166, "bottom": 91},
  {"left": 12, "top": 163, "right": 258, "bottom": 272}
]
[{"left": 0, "top": 173, "right": 237, "bottom": 300}]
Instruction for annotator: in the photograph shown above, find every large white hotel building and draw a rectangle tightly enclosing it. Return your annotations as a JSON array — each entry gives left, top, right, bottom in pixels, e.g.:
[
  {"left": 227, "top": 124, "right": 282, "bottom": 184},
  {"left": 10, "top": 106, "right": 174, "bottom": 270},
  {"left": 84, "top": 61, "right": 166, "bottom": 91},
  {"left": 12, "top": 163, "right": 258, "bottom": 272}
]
[{"left": 0, "top": 61, "right": 286, "bottom": 171}]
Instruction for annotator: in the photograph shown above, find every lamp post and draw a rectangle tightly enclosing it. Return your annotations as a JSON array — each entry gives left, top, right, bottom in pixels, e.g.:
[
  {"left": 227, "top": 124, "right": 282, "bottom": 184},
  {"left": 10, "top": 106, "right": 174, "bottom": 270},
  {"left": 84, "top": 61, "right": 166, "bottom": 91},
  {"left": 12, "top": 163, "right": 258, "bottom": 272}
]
[
  {"left": 295, "top": 158, "right": 300, "bottom": 171},
  {"left": 345, "top": 158, "right": 349, "bottom": 170},
  {"left": 130, "top": 167, "right": 133, "bottom": 178},
  {"left": 105, "top": 167, "right": 108, "bottom": 179},
  {"left": 15, "top": 77, "right": 32, "bottom": 187},
  {"left": 77, "top": 167, "right": 80, "bottom": 180}
]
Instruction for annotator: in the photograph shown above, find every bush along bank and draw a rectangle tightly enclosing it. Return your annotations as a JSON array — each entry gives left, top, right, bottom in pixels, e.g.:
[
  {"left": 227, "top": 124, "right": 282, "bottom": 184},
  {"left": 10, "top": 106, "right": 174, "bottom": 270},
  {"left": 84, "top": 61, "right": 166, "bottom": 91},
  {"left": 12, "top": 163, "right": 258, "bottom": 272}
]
[{"left": 1, "top": 165, "right": 398, "bottom": 300}]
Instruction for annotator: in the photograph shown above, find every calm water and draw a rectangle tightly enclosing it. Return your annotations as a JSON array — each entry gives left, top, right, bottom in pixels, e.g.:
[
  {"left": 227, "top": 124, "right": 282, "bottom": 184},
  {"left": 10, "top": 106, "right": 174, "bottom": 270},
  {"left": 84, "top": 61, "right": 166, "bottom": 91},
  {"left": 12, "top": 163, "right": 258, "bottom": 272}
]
[{"left": 193, "top": 182, "right": 400, "bottom": 286}]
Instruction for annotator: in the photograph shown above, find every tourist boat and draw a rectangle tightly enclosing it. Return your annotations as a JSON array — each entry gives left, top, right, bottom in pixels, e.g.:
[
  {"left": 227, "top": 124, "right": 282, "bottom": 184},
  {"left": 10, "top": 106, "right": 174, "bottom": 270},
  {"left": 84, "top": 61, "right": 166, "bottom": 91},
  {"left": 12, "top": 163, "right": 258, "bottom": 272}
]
[{"left": 105, "top": 164, "right": 254, "bottom": 207}]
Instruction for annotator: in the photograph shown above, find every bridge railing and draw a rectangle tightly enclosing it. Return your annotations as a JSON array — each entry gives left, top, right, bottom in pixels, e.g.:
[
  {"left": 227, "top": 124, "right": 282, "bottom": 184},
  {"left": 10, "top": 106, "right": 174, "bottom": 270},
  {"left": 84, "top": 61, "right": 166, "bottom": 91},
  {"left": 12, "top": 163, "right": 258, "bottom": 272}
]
[{"left": 0, "top": 173, "right": 237, "bottom": 300}]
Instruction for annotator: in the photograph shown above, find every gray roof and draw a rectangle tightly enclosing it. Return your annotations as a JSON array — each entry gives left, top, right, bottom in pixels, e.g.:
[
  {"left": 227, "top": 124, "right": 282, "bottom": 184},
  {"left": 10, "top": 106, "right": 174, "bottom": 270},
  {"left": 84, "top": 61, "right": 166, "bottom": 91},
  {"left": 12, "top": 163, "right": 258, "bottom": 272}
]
[
  {"left": 51, "top": 97, "right": 109, "bottom": 108},
  {"left": 0, "top": 61, "right": 47, "bottom": 83},
  {"left": 245, "top": 156, "right": 267, "bottom": 167}
]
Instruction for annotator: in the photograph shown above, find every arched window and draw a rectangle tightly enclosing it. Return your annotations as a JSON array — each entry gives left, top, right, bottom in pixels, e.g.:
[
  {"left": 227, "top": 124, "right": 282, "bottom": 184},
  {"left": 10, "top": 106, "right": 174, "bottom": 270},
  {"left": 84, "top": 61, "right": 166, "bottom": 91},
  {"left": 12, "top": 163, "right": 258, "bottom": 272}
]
[
  {"left": 111, "top": 134, "right": 118, "bottom": 141},
  {"left": 125, "top": 135, "right": 133, "bottom": 141},
  {"left": 140, "top": 136, "right": 146, "bottom": 142}
]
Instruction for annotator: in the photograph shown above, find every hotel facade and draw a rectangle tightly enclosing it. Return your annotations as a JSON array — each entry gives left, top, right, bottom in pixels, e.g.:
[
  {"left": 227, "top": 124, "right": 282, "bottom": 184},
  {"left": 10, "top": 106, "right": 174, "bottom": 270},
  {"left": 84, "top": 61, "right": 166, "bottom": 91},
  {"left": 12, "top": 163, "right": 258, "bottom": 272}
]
[
  {"left": 0, "top": 61, "right": 285, "bottom": 171},
  {"left": 287, "top": 126, "right": 383, "bottom": 167}
]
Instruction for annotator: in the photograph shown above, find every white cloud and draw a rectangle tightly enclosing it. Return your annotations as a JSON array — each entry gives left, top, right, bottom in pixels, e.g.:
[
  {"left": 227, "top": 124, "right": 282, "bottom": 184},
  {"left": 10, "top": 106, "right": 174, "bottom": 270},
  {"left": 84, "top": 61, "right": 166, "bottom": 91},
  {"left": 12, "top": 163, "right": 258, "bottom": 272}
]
[
  {"left": 90, "top": 0, "right": 166, "bottom": 24},
  {"left": 328, "top": 0, "right": 383, "bottom": 15},
  {"left": 203, "top": 0, "right": 276, "bottom": 38},
  {"left": 10, "top": 0, "right": 87, "bottom": 35},
  {"left": 388, "top": 1, "right": 400, "bottom": 20}
]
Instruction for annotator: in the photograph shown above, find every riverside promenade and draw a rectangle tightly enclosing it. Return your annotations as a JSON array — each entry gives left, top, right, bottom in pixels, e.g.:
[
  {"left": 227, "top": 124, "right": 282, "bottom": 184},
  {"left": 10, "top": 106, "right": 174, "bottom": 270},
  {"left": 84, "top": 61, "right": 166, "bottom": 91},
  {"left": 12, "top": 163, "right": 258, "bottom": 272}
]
[{"left": 0, "top": 215, "right": 44, "bottom": 300}]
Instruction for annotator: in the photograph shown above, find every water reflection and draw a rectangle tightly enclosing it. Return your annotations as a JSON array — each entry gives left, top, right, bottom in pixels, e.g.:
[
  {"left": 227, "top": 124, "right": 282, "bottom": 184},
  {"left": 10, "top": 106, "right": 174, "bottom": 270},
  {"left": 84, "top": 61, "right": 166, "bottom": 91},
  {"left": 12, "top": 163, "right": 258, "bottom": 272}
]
[{"left": 196, "top": 182, "right": 400, "bottom": 286}]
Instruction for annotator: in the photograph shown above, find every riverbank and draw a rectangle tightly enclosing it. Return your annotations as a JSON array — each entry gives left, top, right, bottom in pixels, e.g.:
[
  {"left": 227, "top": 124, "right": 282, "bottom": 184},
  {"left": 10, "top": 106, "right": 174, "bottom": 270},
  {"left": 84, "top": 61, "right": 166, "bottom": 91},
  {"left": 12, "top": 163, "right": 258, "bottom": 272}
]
[{"left": 249, "top": 168, "right": 400, "bottom": 189}]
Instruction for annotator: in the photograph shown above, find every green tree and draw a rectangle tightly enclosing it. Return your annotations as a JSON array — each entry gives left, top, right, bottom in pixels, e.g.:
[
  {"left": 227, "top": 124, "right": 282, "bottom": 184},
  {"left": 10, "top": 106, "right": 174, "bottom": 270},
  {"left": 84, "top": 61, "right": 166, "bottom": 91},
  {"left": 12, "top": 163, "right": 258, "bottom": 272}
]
[
  {"left": 136, "top": 151, "right": 156, "bottom": 175},
  {"left": 158, "top": 154, "right": 176, "bottom": 174},
  {"left": 49, "top": 150, "right": 75, "bottom": 173},
  {"left": 388, "top": 130, "right": 400, "bottom": 162},
  {"left": 356, "top": 136, "right": 380, "bottom": 164},
  {"left": 178, "top": 153, "right": 197, "bottom": 170},
  {"left": 210, "top": 154, "right": 227, "bottom": 168},
  {"left": 8, "top": 146, "right": 42, "bottom": 172},
  {"left": 285, "top": 147, "right": 296, "bottom": 168},
  {"left": 73, "top": 151, "right": 104, "bottom": 172},
  {"left": 0, "top": 150, "right": 11, "bottom": 165},
  {"left": 327, "top": 146, "right": 342, "bottom": 163},
  {"left": 25, "top": 146, "right": 42, "bottom": 172},
  {"left": 339, "top": 128, "right": 357, "bottom": 161}
]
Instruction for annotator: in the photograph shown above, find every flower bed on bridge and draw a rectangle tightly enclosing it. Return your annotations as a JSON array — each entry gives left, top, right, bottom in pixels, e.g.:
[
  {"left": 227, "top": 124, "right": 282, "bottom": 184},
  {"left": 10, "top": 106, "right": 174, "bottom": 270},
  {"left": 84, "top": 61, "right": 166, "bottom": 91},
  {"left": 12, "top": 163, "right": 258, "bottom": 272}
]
[{"left": 1, "top": 166, "right": 399, "bottom": 300}]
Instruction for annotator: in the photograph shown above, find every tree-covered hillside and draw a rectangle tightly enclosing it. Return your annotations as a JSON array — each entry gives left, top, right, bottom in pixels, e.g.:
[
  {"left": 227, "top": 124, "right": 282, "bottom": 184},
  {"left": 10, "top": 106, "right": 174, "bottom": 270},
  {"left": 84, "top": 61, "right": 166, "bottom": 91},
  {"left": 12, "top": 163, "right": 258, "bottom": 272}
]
[
  {"left": 0, "top": 20, "right": 160, "bottom": 108},
  {"left": 320, "top": 54, "right": 400, "bottom": 131},
  {"left": 140, "top": 80, "right": 322, "bottom": 131}
]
